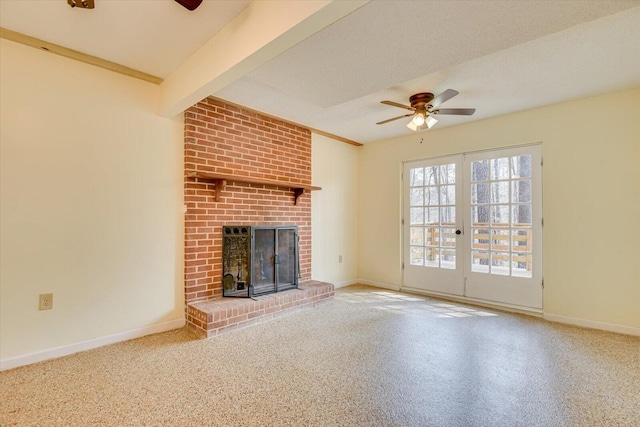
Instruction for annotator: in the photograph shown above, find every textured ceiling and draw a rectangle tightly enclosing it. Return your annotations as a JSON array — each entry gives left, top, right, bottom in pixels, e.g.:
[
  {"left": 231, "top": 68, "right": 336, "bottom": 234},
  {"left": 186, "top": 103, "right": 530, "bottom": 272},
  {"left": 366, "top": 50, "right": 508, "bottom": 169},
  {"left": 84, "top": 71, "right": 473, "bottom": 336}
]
[
  {"left": 236, "top": 1, "right": 637, "bottom": 109},
  {"left": 215, "top": 1, "right": 640, "bottom": 143},
  {"left": 2, "top": 0, "right": 639, "bottom": 144}
]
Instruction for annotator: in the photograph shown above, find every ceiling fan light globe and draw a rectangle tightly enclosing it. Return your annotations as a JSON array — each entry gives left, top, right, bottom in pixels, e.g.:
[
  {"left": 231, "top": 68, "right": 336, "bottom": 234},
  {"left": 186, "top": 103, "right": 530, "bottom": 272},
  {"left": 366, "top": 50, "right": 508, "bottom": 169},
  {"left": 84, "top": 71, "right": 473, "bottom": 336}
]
[
  {"left": 426, "top": 115, "right": 438, "bottom": 129},
  {"left": 412, "top": 113, "right": 425, "bottom": 126},
  {"left": 407, "top": 121, "right": 419, "bottom": 131}
]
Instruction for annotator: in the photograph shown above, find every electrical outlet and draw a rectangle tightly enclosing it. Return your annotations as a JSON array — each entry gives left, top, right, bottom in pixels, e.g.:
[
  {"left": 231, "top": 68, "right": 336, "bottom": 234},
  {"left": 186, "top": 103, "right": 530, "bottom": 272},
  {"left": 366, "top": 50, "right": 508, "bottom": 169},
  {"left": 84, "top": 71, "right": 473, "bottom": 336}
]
[
  {"left": 339, "top": 255, "right": 343, "bottom": 263},
  {"left": 39, "top": 293, "right": 53, "bottom": 310}
]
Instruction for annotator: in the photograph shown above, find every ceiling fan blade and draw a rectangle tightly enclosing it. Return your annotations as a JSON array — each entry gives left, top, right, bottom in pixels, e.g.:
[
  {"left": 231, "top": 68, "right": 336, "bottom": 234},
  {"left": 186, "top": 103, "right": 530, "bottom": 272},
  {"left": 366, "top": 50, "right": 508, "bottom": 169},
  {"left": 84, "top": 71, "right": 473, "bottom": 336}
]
[
  {"left": 381, "top": 100, "right": 414, "bottom": 111},
  {"left": 432, "top": 108, "right": 476, "bottom": 116},
  {"left": 430, "top": 89, "right": 459, "bottom": 108},
  {"left": 376, "top": 113, "right": 414, "bottom": 125},
  {"left": 175, "top": 0, "right": 202, "bottom": 10}
]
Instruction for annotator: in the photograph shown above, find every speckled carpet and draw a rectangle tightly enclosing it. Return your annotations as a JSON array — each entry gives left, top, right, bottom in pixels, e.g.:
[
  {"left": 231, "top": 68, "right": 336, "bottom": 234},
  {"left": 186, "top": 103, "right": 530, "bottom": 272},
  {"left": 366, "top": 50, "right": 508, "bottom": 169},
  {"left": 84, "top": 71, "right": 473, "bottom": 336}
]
[{"left": 1, "top": 285, "right": 639, "bottom": 426}]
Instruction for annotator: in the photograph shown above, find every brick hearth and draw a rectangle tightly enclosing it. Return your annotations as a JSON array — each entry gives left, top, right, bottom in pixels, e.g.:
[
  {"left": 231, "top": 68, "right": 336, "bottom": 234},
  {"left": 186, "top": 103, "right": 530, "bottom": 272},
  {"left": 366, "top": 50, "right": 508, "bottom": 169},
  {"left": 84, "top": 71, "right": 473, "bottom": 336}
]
[{"left": 187, "top": 280, "right": 334, "bottom": 338}]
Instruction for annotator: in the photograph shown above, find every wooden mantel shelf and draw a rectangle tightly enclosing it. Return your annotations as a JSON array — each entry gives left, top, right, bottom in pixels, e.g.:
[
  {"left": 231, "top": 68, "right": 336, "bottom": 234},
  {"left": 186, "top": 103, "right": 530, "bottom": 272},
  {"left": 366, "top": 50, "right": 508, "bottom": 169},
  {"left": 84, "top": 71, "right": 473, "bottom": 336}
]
[{"left": 186, "top": 172, "right": 321, "bottom": 205}]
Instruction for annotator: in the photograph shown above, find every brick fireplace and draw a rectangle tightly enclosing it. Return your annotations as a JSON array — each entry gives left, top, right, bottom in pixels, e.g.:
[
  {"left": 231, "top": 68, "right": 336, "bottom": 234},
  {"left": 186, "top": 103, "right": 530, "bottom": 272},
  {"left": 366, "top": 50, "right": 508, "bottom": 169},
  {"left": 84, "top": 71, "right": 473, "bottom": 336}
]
[{"left": 184, "top": 98, "right": 334, "bottom": 336}]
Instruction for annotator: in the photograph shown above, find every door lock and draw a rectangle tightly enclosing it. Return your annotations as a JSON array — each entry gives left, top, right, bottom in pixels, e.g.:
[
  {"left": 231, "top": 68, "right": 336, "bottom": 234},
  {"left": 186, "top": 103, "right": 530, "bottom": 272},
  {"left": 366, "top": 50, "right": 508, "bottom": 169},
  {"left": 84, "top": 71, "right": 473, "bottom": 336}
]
[{"left": 455, "top": 230, "right": 462, "bottom": 235}]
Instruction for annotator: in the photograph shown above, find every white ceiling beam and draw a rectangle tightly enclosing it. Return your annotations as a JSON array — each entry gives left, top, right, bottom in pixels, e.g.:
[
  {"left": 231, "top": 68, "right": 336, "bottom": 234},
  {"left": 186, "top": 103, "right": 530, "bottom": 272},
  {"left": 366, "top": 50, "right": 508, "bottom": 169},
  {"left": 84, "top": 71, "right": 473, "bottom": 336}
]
[{"left": 159, "top": 0, "right": 370, "bottom": 117}]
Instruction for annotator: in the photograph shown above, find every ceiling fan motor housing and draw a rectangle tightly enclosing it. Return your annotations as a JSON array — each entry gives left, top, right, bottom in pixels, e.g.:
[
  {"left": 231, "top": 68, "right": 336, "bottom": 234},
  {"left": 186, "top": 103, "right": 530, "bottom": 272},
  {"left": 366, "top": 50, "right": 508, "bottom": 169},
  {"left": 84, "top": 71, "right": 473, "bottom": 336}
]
[{"left": 409, "top": 93, "right": 434, "bottom": 109}]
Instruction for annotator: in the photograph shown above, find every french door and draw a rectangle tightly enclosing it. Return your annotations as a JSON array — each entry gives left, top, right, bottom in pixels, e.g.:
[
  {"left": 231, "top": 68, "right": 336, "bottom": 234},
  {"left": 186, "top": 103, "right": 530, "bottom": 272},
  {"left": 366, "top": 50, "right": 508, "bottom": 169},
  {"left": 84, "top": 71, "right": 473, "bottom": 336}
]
[
  {"left": 403, "top": 154, "right": 465, "bottom": 295},
  {"left": 403, "top": 145, "right": 543, "bottom": 310}
]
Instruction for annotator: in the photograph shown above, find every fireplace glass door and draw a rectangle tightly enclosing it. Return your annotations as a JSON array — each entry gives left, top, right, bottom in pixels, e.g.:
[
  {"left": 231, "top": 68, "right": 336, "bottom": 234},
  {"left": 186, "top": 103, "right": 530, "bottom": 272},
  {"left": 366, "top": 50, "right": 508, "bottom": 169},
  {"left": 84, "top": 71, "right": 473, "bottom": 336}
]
[
  {"left": 274, "top": 228, "right": 297, "bottom": 292},
  {"left": 252, "top": 228, "right": 277, "bottom": 295},
  {"left": 222, "top": 225, "right": 299, "bottom": 297}
]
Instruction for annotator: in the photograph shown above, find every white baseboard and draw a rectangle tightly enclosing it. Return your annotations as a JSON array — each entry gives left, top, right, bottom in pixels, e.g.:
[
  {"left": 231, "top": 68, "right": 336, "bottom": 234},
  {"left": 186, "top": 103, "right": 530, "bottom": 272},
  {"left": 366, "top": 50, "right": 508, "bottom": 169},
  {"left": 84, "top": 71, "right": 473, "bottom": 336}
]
[
  {"left": 333, "top": 279, "right": 359, "bottom": 289},
  {"left": 357, "top": 279, "right": 401, "bottom": 291},
  {"left": 401, "top": 286, "right": 543, "bottom": 317},
  {"left": 544, "top": 313, "right": 640, "bottom": 336},
  {"left": 0, "top": 318, "right": 185, "bottom": 371}
]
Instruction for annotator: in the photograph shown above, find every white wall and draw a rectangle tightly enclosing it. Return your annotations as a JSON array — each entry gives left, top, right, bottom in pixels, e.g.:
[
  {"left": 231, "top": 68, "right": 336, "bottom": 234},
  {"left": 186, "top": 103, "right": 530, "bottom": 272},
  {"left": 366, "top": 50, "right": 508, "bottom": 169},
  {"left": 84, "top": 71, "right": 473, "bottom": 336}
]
[
  {"left": 311, "top": 134, "right": 359, "bottom": 287},
  {"left": 0, "top": 39, "right": 185, "bottom": 366},
  {"left": 358, "top": 87, "right": 640, "bottom": 331}
]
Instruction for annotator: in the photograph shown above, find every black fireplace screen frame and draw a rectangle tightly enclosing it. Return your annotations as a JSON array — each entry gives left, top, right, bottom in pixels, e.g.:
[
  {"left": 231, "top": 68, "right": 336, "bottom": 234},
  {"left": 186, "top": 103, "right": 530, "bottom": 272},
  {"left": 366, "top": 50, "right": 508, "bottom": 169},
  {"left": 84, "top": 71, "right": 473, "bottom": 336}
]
[{"left": 222, "top": 225, "right": 299, "bottom": 298}]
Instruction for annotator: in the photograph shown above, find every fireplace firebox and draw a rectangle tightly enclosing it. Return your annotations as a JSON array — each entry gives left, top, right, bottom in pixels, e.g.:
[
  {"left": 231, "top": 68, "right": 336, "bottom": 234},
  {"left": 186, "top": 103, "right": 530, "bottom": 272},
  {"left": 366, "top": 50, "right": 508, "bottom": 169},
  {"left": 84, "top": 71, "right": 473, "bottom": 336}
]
[{"left": 222, "top": 226, "right": 299, "bottom": 298}]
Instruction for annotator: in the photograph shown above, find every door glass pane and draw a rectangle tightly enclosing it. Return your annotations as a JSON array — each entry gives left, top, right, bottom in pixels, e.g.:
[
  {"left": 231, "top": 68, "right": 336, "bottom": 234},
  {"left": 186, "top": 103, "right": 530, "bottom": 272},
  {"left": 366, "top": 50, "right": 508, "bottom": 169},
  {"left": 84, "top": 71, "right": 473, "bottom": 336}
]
[
  {"left": 425, "top": 227, "right": 439, "bottom": 246},
  {"left": 491, "top": 229, "right": 510, "bottom": 251},
  {"left": 472, "top": 229, "right": 489, "bottom": 250},
  {"left": 441, "top": 228, "right": 457, "bottom": 269},
  {"left": 425, "top": 166, "right": 438, "bottom": 185},
  {"left": 512, "top": 180, "right": 531, "bottom": 203},
  {"left": 410, "top": 188, "right": 424, "bottom": 206},
  {"left": 441, "top": 185, "right": 455, "bottom": 205},
  {"left": 491, "top": 205, "right": 509, "bottom": 227},
  {"left": 441, "top": 228, "right": 456, "bottom": 245},
  {"left": 410, "top": 168, "right": 424, "bottom": 186},
  {"left": 471, "top": 183, "right": 489, "bottom": 204},
  {"left": 490, "top": 181, "right": 510, "bottom": 204},
  {"left": 425, "top": 187, "right": 439, "bottom": 205},
  {"left": 490, "top": 252, "right": 510, "bottom": 275},
  {"left": 490, "top": 158, "right": 510, "bottom": 180},
  {"left": 472, "top": 250, "right": 489, "bottom": 273},
  {"left": 440, "top": 206, "right": 455, "bottom": 226},
  {"left": 472, "top": 205, "right": 489, "bottom": 225},
  {"left": 425, "top": 207, "right": 439, "bottom": 224},
  {"left": 425, "top": 247, "right": 439, "bottom": 267},
  {"left": 440, "top": 164, "right": 456, "bottom": 184},
  {"left": 512, "top": 253, "right": 532, "bottom": 278},
  {"left": 471, "top": 160, "right": 489, "bottom": 181},
  {"left": 511, "top": 155, "right": 531, "bottom": 178},
  {"left": 441, "top": 249, "right": 456, "bottom": 269},
  {"left": 410, "top": 227, "right": 424, "bottom": 245},
  {"left": 410, "top": 207, "right": 424, "bottom": 225},
  {"left": 410, "top": 246, "right": 424, "bottom": 266},
  {"left": 511, "top": 229, "right": 531, "bottom": 252},
  {"left": 512, "top": 205, "right": 532, "bottom": 226}
]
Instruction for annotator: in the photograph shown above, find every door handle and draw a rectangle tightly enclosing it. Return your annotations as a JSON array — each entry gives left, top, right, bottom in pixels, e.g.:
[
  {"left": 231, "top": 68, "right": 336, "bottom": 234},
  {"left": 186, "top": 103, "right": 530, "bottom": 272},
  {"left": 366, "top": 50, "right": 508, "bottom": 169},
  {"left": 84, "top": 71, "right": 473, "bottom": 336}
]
[{"left": 455, "top": 230, "right": 462, "bottom": 235}]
